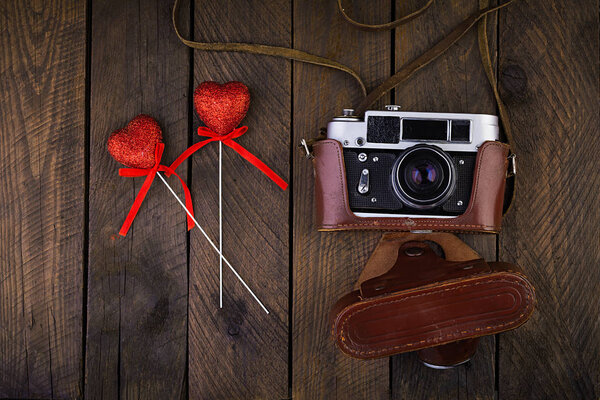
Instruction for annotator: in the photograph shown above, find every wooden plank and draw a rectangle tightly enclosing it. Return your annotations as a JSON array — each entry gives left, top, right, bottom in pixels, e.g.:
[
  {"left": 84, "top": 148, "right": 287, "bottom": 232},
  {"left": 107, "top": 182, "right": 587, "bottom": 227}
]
[
  {"left": 391, "top": 1, "right": 498, "bottom": 398},
  {"left": 0, "top": 1, "right": 85, "bottom": 398},
  {"left": 85, "top": 0, "right": 189, "bottom": 398},
  {"left": 188, "top": 1, "right": 290, "bottom": 398},
  {"left": 390, "top": 238, "right": 496, "bottom": 400},
  {"left": 292, "top": 1, "right": 391, "bottom": 399},
  {"left": 0, "top": 1, "right": 86, "bottom": 398},
  {"left": 497, "top": 0, "right": 599, "bottom": 398}
]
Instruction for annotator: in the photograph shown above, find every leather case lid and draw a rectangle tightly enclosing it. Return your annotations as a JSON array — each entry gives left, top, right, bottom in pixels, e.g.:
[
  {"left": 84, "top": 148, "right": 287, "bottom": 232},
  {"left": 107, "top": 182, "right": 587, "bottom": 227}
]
[
  {"left": 354, "top": 232, "right": 481, "bottom": 289},
  {"left": 312, "top": 140, "right": 509, "bottom": 233},
  {"left": 330, "top": 234, "right": 535, "bottom": 360}
]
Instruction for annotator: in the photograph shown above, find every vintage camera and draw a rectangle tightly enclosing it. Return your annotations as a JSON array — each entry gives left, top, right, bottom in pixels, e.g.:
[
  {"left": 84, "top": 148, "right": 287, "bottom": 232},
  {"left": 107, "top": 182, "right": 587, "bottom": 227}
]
[{"left": 326, "top": 106, "right": 500, "bottom": 218}]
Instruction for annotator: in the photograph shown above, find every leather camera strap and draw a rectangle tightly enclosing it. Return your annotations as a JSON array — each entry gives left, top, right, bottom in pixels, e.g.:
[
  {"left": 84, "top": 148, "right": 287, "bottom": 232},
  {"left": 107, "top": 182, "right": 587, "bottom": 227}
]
[
  {"left": 172, "top": 0, "right": 515, "bottom": 146},
  {"left": 171, "top": 0, "right": 367, "bottom": 96},
  {"left": 337, "top": 0, "right": 434, "bottom": 31},
  {"left": 477, "top": 0, "right": 513, "bottom": 145}
]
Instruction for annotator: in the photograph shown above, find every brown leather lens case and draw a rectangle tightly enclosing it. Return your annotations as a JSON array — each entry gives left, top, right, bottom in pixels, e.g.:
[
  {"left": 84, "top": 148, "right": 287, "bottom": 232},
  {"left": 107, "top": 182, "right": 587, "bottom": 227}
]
[
  {"left": 312, "top": 140, "right": 510, "bottom": 233},
  {"left": 330, "top": 233, "right": 535, "bottom": 366}
]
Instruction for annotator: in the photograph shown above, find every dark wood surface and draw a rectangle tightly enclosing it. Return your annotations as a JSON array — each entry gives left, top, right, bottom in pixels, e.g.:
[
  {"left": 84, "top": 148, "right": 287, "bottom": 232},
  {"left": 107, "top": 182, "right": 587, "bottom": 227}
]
[
  {"left": 498, "top": 0, "right": 600, "bottom": 398},
  {"left": 0, "top": 0, "right": 597, "bottom": 399}
]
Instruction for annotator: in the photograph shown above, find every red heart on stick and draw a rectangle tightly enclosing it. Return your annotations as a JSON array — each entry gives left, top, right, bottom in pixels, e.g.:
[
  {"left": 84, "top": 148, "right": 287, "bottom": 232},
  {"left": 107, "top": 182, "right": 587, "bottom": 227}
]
[
  {"left": 107, "top": 114, "right": 162, "bottom": 168},
  {"left": 194, "top": 81, "right": 250, "bottom": 135}
]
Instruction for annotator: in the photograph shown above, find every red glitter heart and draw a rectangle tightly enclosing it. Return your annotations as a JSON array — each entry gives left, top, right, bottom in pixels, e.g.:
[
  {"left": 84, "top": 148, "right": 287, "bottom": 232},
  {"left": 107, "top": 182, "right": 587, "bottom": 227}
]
[
  {"left": 107, "top": 114, "right": 162, "bottom": 168},
  {"left": 194, "top": 81, "right": 250, "bottom": 135}
]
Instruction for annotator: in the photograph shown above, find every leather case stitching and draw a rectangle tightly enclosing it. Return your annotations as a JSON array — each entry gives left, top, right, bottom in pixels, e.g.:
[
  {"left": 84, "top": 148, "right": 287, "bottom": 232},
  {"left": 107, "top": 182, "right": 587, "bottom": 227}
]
[{"left": 336, "top": 277, "right": 534, "bottom": 357}]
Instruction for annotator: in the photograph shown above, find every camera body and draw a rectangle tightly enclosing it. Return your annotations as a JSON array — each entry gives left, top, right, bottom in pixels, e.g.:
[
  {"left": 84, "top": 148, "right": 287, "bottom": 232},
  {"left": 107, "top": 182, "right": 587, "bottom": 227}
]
[{"left": 326, "top": 107, "right": 500, "bottom": 218}]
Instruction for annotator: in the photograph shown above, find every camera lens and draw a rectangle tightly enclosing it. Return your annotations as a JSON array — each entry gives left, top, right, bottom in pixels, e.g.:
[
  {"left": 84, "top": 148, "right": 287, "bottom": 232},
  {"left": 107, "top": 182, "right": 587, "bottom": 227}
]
[{"left": 392, "top": 145, "right": 456, "bottom": 209}]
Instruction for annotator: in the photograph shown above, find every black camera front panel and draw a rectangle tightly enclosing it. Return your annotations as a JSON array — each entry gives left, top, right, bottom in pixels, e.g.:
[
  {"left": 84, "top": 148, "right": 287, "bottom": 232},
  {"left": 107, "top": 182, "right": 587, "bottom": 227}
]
[{"left": 343, "top": 148, "right": 476, "bottom": 216}]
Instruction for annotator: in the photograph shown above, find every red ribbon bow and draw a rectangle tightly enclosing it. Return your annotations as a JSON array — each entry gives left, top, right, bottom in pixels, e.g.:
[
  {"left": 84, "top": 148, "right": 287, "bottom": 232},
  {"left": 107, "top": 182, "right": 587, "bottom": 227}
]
[
  {"left": 167, "top": 126, "right": 288, "bottom": 191},
  {"left": 118, "top": 143, "right": 195, "bottom": 236}
]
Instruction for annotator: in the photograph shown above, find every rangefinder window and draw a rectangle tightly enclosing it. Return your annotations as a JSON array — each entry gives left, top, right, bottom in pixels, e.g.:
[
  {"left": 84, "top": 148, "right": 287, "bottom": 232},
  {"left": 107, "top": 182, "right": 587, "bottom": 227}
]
[
  {"left": 402, "top": 119, "right": 447, "bottom": 141},
  {"left": 367, "top": 116, "right": 400, "bottom": 143},
  {"left": 451, "top": 120, "right": 471, "bottom": 142}
]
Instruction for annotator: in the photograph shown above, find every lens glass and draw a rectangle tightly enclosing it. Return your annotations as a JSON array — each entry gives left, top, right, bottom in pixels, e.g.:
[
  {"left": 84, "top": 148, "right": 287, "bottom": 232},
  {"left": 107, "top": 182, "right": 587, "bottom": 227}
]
[
  {"left": 408, "top": 160, "right": 440, "bottom": 189},
  {"left": 394, "top": 146, "right": 455, "bottom": 208}
]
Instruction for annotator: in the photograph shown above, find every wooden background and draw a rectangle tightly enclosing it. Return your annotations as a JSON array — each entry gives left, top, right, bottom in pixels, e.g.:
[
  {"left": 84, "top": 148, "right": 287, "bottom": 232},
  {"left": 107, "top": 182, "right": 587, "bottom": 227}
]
[{"left": 0, "top": 0, "right": 598, "bottom": 399}]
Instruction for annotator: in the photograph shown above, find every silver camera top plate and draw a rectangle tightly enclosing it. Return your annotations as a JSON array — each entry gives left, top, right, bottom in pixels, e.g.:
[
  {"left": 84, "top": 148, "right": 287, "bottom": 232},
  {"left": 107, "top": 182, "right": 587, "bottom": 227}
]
[{"left": 327, "top": 110, "right": 499, "bottom": 152}]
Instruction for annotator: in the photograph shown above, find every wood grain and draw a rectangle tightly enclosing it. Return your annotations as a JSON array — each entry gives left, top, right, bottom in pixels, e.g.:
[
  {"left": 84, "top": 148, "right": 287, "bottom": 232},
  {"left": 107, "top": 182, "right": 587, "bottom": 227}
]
[
  {"left": 0, "top": 1, "right": 85, "bottom": 398},
  {"left": 497, "top": 0, "right": 599, "bottom": 398},
  {"left": 292, "top": 1, "right": 391, "bottom": 399},
  {"left": 86, "top": 0, "right": 189, "bottom": 398},
  {"left": 188, "top": 0, "right": 290, "bottom": 398},
  {"left": 391, "top": 1, "right": 498, "bottom": 398}
]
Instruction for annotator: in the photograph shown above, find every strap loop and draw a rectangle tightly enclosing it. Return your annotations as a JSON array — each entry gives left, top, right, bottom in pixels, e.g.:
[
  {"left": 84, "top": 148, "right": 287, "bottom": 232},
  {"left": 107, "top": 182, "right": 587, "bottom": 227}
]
[{"left": 337, "top": 0, "right": 434, "bottom": 31}]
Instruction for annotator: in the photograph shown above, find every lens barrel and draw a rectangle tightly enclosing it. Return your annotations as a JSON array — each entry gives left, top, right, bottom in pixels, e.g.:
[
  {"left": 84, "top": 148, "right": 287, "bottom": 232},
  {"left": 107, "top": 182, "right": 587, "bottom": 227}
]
[{"left": 392, "top": 145, "right": 456, "bottom": 210}]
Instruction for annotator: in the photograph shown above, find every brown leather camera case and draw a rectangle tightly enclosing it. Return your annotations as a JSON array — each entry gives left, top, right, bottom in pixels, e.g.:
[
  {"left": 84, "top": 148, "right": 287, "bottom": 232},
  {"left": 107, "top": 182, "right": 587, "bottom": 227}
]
[
  {"left": 312, "top": 139, "right": 510, "bottom": 233},
  {"left": 330, "top": 233, "right": 535, "bottom": 364}
]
